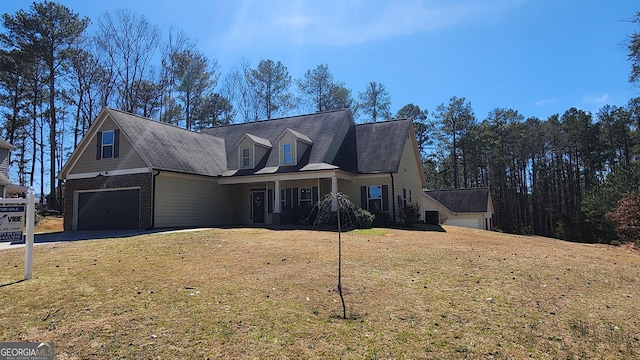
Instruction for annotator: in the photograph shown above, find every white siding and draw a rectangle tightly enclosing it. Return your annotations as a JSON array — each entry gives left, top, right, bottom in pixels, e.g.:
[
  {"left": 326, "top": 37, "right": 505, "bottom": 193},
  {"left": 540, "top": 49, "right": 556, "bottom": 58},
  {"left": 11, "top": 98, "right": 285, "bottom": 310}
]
[{"left": 393, "top": 135, "right": 425, "bottom": 220}]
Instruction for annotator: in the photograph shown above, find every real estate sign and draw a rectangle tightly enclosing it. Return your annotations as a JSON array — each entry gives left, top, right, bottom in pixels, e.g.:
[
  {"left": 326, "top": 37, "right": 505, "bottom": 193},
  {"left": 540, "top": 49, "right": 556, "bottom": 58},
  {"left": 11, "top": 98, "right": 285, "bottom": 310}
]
[{"left": 0, "top": 205, "right": 24, "bottom": 242}]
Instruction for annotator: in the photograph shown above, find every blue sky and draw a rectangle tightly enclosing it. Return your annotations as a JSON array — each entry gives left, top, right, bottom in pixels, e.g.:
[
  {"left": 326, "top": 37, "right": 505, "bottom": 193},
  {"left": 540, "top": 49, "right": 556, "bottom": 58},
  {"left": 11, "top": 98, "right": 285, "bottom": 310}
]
[{"left": 2, "top": 0, "right": 639, "bottom": 121}]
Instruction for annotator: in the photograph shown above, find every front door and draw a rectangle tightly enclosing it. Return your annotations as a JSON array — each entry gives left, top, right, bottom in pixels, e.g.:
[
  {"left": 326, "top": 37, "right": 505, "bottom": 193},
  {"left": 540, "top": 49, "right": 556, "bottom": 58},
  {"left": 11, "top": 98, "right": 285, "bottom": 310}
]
[{"left": 252, "top": 191, "right": 265, "bottom": 224}]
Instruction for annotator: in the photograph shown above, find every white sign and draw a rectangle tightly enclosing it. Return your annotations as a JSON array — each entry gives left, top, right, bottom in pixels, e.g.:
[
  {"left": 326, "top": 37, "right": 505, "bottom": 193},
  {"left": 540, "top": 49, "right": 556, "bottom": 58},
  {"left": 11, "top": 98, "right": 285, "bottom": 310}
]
[{"left": 0, "top": 205, "right": 24, "bottom": 242}]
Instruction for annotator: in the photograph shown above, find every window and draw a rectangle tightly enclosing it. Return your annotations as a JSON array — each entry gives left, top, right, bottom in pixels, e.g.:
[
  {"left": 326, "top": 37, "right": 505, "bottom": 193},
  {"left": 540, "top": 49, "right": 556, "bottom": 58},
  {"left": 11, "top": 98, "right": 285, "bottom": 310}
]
[
  {"left": 368, "top": 185, "right": 382, "bottom": 211},
  {"left": 242, "top": 148, "right": 250, "bottom": 167},
  {"left": 102, "top": 130, "right": 114, "bottom": 159},
  {"left": 283, "top": 143, "right": 293, "bottom": 164},
  {"left": 300, "top": 188, "right": 312, "bottom": 207}
]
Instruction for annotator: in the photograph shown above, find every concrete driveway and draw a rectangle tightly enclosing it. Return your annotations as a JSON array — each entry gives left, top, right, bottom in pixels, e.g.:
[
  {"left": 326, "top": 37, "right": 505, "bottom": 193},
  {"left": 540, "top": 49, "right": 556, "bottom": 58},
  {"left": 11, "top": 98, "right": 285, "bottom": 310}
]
[{"left": 0, "top": 228, "right": 211, "bottom": 250}]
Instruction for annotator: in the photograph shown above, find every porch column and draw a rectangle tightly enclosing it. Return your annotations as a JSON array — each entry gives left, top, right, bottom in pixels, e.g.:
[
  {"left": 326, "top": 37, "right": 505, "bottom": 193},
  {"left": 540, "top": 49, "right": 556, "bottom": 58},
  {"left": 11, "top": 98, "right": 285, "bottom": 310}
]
[
  {"left": 331, "top": 176, "right": 338, "bottom": 212},
  {"left": 273, "top": 179, "right": 282, "bottom": 225},
  {"left": 274, "top": 179, "right": 281, "bottom": 213}
]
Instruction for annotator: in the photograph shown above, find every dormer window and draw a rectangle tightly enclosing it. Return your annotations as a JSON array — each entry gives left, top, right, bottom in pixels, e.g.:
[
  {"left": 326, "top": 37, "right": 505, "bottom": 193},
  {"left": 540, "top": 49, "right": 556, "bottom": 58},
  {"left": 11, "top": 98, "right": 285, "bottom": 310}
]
[
  {"left": 242, "top": 148, "right": 250, "bottom": 167},
  {"left": 282, "top": 143, "right": 293, "bottom": 164},
  {"left": 276, "top": 128, "right": 312, "bottom": 167},
  {"left": 237, "top": 133, "right": 272, "bottom": 169}
]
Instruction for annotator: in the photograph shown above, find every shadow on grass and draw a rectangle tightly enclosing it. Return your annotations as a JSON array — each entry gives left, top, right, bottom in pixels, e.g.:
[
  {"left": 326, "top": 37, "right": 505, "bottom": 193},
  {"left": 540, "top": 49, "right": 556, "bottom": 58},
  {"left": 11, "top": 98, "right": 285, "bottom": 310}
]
[
  {"left": 266, "top": 223, "right": 447, "bottom": 233},
  {"left": 4, "top": 223, "right": 446, "bottom": 248},
  {"left": 0, "top": 279, "right": 26, "bottom": 288},
  {"left": 11, "top": 228, "right": 191, "bottom": 246}
]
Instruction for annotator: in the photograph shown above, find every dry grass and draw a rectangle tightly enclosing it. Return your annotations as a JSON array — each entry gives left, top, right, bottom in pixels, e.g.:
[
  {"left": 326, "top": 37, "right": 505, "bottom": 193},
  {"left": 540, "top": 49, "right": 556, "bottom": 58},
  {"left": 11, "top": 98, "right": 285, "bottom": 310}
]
[
  {"left": 1, "top": 225, "right": 639, "bottom": 359},
  {"left": 34, "top": 216, "right": 64, "bottom": 233}
]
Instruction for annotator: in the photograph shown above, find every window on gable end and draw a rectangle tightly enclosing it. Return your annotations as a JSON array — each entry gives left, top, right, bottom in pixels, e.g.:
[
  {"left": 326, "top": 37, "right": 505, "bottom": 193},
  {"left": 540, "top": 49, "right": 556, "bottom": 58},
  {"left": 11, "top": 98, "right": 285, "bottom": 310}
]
[{"left": 102, "top": 130, "right": 114, "bottom": 159}]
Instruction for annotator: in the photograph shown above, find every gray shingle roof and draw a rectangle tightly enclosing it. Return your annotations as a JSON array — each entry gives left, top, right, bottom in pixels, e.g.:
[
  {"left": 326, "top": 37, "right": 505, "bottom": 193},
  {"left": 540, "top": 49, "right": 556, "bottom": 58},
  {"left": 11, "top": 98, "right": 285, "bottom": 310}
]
[
  {"left": 98, "top": 108, "right": 417, "bottom": 178},
  {"left": 203, "top": 109, "right": 356, "bottom": 173},
  {"left": 355, "top": 119, "right": 412, "bottom": 173},
  {"left": 0, "top": 138, "right": 14, "bottom": 150},
  {"left": 106, "top": 108, "right": 227, "bottom": 177},
  {"left": 425, "top": 188, "right": 491, "bottom": 213}
]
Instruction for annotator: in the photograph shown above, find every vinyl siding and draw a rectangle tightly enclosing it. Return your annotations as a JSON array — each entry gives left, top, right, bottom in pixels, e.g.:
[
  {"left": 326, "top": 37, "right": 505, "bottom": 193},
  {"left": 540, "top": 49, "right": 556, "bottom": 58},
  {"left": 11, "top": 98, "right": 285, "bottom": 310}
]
[
  {"left": 340, "top": 175, "right": 391, "bottom": 211},
  {"left": 393, "top": 135, "right": 424, "bottom": 205},
  {"left": 0, "top": 148, "right": 10, "bottom": 175},
  {"left": 154, "top": 173, "right": 242, "bottom": 227},
  {"left": 70, "top": 117, "right": 148, "bottom": 174}
]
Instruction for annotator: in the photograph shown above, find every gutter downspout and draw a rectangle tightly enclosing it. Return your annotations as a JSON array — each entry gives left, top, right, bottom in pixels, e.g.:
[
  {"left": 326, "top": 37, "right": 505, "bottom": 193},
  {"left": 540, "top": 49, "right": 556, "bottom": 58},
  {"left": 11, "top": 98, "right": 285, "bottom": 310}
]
[
  {"left": 390, "top": 172, "right": 396, "bottom": 224},
  {"left": 150, "top": 169, "right": 161, "bottom": 229}
]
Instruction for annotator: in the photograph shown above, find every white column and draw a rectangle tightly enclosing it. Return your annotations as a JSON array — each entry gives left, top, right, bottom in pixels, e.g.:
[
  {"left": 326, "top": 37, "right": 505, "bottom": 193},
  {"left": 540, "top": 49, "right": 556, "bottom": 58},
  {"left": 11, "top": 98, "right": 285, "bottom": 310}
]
[
  {"left": 274, "top": 179, "right": 281, "bottom": 213},
  {"left": 24, "top": 188, "right": 35, "bottom": 280},
  {"left": 331, "top": 176, "right": 338, "bottom": 211}
]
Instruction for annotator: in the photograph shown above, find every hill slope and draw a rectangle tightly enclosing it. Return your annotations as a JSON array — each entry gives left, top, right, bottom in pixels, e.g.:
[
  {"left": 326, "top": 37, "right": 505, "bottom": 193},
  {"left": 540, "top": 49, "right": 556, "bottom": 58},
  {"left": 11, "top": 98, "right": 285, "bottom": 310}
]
[{"left": 1, "top": 226, "right": 638, "bottom": 359}]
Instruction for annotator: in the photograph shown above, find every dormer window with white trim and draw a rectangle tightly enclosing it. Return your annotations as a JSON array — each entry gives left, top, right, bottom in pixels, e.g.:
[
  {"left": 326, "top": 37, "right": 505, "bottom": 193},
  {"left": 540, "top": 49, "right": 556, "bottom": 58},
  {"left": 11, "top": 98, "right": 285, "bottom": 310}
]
[
  {"left": 236, "top": 133, "right": 272, "bottom": 169},
  {"left": 276, "top": 128, "right": 313, "bottom": 167},
  {"left": 282, "top": 143, "right": 293, "bottom": 164},
  {"left": 242, "top": 148, "right": 250, "bottom": 167}
]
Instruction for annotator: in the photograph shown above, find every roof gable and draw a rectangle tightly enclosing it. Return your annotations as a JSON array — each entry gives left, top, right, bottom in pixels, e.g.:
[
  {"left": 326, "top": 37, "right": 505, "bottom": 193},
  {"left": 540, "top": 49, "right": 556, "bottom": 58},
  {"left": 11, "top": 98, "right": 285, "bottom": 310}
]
[
  {"left": 238, "top": 133, "right": 272, "bottom": 149},
  {"left": 107, "top": 109, "right": 227, "bottom": 176},
  {"left": 356, "top": 119, "right": 412, "bottom": 173},
  {"left": 277, "top": 128, "right": 312, "bottom": 145},
  {"left": 60, "top": 108, "right": 228, "bottom": 178}
]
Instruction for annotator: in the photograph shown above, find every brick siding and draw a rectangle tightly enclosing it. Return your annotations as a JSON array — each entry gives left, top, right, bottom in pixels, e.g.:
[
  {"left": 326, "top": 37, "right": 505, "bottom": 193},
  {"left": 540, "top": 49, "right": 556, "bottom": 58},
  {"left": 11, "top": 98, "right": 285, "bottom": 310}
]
[{"left": 63, "top": 173, "right": 153, "bottom": 230}]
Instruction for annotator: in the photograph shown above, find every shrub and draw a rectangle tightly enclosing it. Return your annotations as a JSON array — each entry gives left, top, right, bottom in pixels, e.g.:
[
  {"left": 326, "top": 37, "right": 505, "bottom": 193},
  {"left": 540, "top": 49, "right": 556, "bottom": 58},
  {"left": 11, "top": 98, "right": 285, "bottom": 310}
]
[
  {"left": 371, "top": 210, "right": 391, "bottom": 227},
  {"left": 606, "top": 192, "right": 640, "bottom": 246},
  {"left": 354, "top": 207, "right": 375, "bottom": 229},
  {"left": 399, "top": 203, "right": 421, "bottom": 227}
]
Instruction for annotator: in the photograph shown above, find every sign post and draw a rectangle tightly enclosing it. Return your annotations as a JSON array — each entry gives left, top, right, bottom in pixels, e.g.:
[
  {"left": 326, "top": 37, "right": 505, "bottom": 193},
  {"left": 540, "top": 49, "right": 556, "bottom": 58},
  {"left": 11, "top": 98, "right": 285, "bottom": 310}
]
[
  {"left": 24, "top": 189, "right": 35, "bottom": 280},
  {"left": 0, "top": 188, "right": 35, "bottom": 280}
]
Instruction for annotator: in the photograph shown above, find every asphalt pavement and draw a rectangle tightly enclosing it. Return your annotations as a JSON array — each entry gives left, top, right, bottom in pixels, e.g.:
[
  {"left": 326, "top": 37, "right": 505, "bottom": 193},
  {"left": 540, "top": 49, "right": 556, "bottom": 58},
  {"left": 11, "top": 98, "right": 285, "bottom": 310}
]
[{"left": 0, "top": 228, "right": 210, "bottom": 250}]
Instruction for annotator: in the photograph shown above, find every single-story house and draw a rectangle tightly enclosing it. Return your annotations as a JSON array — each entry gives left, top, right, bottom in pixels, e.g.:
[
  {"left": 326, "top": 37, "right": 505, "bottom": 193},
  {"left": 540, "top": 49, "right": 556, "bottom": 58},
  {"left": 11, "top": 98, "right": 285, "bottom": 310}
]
[
  {"left": 59, "top": 107, "right": 426, "bottom": 230},
  {"left": 423, "top": 188, "right": 494, "bottom": 230}
]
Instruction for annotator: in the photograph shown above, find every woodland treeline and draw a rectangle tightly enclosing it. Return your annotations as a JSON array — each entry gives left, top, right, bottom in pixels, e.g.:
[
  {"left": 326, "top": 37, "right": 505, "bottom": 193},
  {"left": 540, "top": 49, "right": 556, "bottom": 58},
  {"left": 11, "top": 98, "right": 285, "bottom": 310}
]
[{"left": 1, "top": 2, "right": 640, "bottom": 244}]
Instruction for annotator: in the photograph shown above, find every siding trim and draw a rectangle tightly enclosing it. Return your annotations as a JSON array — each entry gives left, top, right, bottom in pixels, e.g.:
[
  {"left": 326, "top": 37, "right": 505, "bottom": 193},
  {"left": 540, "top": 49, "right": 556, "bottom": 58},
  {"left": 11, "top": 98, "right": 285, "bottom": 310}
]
[{"left": 66, "top": 167, "right": 151, "bottom": 180}]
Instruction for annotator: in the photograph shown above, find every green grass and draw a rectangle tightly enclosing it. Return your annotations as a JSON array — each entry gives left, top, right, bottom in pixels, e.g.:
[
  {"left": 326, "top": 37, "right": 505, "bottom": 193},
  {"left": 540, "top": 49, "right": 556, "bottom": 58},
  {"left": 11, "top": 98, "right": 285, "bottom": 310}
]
[
  {"left": 1, "top": 227, "right": 639, "bottom": 359},
  {"left": 351, "top": 228, "right": 388, "bottom": 236}
]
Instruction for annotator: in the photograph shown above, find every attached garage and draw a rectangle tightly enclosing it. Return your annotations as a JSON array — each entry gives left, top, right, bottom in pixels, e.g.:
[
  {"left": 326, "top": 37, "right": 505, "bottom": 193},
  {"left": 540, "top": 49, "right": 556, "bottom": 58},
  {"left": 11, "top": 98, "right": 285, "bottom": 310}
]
[{"left": 75, "top": 188, "right": 140, "bottom": 230}]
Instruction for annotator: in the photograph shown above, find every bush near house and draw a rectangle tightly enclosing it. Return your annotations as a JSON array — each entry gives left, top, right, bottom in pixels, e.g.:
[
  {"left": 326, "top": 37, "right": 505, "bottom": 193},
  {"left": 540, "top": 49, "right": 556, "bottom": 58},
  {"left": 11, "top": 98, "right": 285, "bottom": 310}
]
[
  {"left": 354, "top": 207, "right": 375, "bottom": 229},
  {"left": 399, "top": 203, "right": 421, "bottom": 227}
]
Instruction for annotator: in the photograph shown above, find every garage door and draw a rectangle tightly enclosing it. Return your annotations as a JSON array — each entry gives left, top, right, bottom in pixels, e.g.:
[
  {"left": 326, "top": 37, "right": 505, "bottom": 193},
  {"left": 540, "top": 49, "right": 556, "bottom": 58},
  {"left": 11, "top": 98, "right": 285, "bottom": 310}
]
[{"left": 77, "top": 189, "right": 140, "bottom": 230}]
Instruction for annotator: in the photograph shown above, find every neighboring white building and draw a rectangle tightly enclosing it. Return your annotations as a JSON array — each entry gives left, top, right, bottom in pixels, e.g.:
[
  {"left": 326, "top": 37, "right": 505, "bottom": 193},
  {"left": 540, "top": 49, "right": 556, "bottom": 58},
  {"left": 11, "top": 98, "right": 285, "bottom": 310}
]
[{"left": 423, "top": 188, "right": 494, "bottom": 230}]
